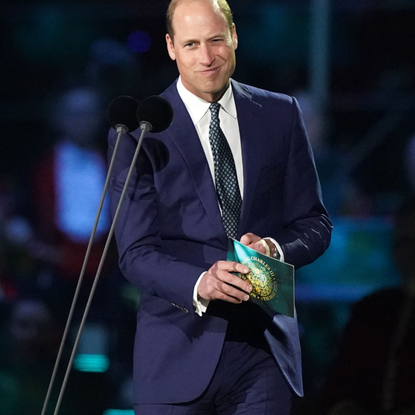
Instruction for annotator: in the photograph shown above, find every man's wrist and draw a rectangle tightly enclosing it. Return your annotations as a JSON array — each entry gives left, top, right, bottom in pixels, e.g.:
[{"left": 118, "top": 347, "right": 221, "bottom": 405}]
[
  {"left": 193, "top": 272, "right": 209, "bottom": 316},
  {"left": 264, "top": 238, "right": 281, "bottom": 260},
  {"left": 259, "top": 239, "right": 271, "bottom": 256}
]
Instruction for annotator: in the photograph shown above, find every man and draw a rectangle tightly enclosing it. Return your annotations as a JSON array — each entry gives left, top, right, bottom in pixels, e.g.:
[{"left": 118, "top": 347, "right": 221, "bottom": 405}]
[{"left": 108, "top": 0, "right": 332, "bottom": 413}]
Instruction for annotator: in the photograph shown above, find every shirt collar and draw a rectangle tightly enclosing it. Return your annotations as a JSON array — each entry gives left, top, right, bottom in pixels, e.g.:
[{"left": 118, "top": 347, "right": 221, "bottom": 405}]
[{"left": 176, "top": 76, "right": 237, "bottom": 125}]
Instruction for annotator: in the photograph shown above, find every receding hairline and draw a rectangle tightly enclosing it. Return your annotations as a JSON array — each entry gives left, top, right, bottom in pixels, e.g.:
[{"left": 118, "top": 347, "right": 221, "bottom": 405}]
[{"left": 166, "top": 0, "right": 234, "bottom": 40}]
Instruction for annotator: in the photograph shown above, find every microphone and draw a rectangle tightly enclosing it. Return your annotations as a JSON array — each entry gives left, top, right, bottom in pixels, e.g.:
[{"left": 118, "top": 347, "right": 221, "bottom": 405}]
[
  {"left": 42, "top": 94, "right": 174, "bottom": 415},
  {"left": 136, "top": 95, "right": 174, "bottom": 133},
  {"left": 41, "top": 94, "right": 140, "bottom": 415},
  {"left": 106, "top": 95, "right": 140, "bottom": 133}
]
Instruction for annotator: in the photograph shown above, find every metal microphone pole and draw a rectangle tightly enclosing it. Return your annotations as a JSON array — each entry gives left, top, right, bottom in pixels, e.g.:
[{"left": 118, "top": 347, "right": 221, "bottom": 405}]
[
  {"left": 51, "top": 122, "right": 151, "bottom": 415},
  {"left": 41, "top": 124, "right": 126, "bottom": 415}
]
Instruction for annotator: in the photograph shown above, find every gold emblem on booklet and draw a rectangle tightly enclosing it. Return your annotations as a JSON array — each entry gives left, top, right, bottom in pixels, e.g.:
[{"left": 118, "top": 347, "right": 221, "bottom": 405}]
[
  {"left": 227, "top": 238, "right": 295, "bottom": 317},
  {"left": 238, "top": 255, "right": 278, "bottom": 302}
]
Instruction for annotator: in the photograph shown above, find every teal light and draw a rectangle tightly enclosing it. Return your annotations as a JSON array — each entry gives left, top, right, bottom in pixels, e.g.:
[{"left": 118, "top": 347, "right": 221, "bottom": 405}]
[
  {"left": 73, "top": 354, "right": 110, "bottom": 373},
  {"left": 103, "top": 410, "right": 134, "bottom": 415}
]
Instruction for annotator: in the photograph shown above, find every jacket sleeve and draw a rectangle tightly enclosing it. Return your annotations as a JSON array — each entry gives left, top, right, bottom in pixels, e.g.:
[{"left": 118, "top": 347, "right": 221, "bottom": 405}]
[
  {"left": 273, "top": 97, "right": 332, "bottom": 269},
  {"left": 107, "top": 129, "right": 206, "bottom": 315}
]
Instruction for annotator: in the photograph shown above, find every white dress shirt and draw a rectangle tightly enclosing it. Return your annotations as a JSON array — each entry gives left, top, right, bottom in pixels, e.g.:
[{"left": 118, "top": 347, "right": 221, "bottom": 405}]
[
  {"left": 176, "top": 77, "right": 283, "bottom": 316},
  {"left": 177, "top": 77, "right": 243, "bottom": 197}
]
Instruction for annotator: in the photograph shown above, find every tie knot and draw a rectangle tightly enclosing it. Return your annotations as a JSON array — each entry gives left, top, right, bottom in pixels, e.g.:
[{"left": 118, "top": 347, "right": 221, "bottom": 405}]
[{"left": 209, "top": 102, "right": 221, "bottom": 118}]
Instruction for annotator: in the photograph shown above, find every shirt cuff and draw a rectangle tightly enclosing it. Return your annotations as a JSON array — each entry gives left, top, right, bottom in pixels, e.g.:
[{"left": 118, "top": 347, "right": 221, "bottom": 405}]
[
  {"left": 193, "top": 272, "right": 210, "bottom": 317},
  {"left": 264, "top": 237, "right": 285, "bottom": 262}
]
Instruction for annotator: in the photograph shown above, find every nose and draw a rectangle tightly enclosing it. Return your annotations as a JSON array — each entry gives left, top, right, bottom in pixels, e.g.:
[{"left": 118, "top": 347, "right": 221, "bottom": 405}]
[{"left": 199, "top": 44, "right": 214, "bottom": 66}]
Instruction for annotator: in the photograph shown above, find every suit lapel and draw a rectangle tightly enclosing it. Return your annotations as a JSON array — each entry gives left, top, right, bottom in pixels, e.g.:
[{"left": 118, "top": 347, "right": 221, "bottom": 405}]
[
  {"left": 163, "top": 83, "right": 227, "bottom": 245},
  {"left": 231, "top": 80, "right": 263, "bottom": 237},
  {"left": 161, "top": 80, "right": 263, "bottom": 244}
]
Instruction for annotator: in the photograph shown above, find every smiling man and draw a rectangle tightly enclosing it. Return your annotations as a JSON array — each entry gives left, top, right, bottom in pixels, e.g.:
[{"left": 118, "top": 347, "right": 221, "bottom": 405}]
[
  {"left": 165, "top": 0, "right": 237, "bottom": 102},
  {"left": 108, "top": 0, "right": 332, "bottom": 414}
]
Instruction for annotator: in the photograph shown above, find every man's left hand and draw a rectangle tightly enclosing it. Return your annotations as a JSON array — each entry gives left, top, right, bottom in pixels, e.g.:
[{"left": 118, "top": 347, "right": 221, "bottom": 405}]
[{"left": 240, "top": 233, "right": 271, "bottom": 256}]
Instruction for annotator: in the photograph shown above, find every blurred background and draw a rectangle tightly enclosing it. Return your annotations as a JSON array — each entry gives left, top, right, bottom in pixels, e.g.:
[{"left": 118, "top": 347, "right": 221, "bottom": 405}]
[{"left": 0, "top": 0, "right": 415, "bottom": 414}]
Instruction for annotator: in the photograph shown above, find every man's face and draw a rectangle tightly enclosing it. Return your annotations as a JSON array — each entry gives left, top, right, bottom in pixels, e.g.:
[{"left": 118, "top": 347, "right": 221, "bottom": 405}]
[{"left": 166, "top": 0, "right": 238, "bottom": 103}]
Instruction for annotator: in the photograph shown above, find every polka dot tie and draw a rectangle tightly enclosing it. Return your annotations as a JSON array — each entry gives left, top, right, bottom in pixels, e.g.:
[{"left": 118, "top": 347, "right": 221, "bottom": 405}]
[{"left": 209, "top": 102, "right": 242, "bottom": 238}]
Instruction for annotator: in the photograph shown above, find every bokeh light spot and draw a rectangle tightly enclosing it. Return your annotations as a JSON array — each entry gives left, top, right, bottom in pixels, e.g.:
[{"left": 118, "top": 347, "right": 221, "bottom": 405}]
[{"left": 127, "top": 30, "right": 152, "bottom": 53}]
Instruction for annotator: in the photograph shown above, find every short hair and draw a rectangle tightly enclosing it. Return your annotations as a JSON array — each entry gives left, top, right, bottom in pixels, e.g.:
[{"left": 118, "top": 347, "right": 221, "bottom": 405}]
[{"left": 166, "top": 0, "right": 234, "bottom": 40}]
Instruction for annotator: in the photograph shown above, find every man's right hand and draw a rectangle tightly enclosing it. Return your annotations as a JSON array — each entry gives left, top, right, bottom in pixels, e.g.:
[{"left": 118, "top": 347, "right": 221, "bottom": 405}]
[{"left": 197, "top": 261, "right": 252, "bottom": 303}]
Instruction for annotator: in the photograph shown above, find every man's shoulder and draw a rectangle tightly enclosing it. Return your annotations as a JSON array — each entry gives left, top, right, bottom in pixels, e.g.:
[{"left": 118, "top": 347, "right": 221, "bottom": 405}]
[
  {"left": 160, "top": 79, "right": 179, "bottom": 100},
  {"left": 231, "top": 79, "right": 294, "bottom": 106}
]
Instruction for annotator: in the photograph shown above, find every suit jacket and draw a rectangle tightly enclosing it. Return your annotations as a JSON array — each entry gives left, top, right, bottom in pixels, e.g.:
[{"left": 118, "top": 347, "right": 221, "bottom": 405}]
[{"left": 108, "top": 79, "right": 332, "bottom": 404}]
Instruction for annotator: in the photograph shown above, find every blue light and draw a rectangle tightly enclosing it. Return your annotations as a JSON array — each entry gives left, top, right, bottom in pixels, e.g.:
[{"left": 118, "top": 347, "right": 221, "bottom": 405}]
[
  {"left": 73, "top": 354, "right": 110, "bottom": 373},
  {"left": 127, "top": 30, "right": 152, "bottom": 53},
  {"left": 103, "top": 411, "right": 134, "bottom": 415}
]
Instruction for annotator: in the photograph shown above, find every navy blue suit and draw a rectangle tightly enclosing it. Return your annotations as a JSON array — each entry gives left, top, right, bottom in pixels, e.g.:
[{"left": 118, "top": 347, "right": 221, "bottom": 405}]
[{"left": 108, "top": 79, "right": 332, "bottom": 405}]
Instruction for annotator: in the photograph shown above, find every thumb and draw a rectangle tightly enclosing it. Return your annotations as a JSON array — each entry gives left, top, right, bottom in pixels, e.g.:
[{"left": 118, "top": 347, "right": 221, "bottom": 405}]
[{"left": 240, "top": 232, "right": 256, "bottom": 246}]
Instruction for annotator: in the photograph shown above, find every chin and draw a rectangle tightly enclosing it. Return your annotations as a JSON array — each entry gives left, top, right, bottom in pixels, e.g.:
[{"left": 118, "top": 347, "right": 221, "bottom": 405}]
[{"left": 204, "top": 82, "right": 228, "bottom": 96}]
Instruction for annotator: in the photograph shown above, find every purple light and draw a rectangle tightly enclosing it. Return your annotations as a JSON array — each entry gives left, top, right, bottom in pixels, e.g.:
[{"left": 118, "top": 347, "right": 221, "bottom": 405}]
[{"left": 127, "top": 30, "right": 152, "bottom": 53}]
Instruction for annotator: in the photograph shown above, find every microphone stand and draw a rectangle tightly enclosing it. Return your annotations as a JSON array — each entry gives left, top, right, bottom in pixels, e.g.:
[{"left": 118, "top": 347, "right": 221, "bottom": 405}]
[
  {"left": 40, "top": 124, "right": 127, "bottom": 415},
  {"left": 49, "top": 122, "right": 151, "bottom": 415}
]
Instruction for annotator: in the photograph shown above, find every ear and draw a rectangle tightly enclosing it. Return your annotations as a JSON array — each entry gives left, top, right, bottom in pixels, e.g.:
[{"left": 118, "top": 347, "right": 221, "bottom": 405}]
[
  {"left": 232, "top": 24, "right": 238, "bottom": 50},
  {"left": 166, "top": 34, "right": 176, "bottom": 61}
]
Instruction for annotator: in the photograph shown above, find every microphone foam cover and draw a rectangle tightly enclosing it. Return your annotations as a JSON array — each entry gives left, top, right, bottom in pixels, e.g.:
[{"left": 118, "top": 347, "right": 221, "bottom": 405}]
[
  {"left": 136, "top": 95, "right": 174, "bottom": 133},
  {"left": 106, "top": 95, "right": 140, "bottom": 132}
]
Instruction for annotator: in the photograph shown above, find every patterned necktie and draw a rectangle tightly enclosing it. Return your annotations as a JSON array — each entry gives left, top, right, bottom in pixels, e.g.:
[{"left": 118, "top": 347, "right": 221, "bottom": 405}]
[{"left": 208, "top": 102, "right": 242, "bottom": 238}]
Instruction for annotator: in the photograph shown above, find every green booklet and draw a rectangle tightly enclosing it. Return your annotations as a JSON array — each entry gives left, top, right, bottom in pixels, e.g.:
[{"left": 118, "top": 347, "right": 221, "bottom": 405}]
[{"left": 227, "top": 238, "right": 295, "bottom": 318}]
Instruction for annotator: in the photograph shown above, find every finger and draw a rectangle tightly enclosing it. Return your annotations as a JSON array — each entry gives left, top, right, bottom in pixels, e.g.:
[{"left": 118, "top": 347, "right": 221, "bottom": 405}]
[
  {"left": 217, "top": 268, "right": 252, "bottom": 295},
  {"left": 240, "top": 232, "right": 256, "bottom": 245},
  {"left": 198, "top": 272, "right": 250, "bottom": 303},
  {"left": 200, "top": 261, "right": 253, "bottom": 302},
  {"left": 240, "top": 233, "right": 264, "bottom": 252},
  {"left": 217, "top": 282, "right": 251, "bottom": 303},
  {"left": 252, "top": 239, "right": 268, "bottom": 255},
  {"left": 216, "top": 260, "right": 249, "bottom": 275},
  {"left": 198, "top": 264, "right": 248, "bottom": 299}
]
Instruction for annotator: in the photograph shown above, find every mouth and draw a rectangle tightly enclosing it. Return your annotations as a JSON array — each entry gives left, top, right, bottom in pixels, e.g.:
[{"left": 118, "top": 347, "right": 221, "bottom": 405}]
[{"left": 200, "top": 66, "right": 221, "bottom": 76}]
